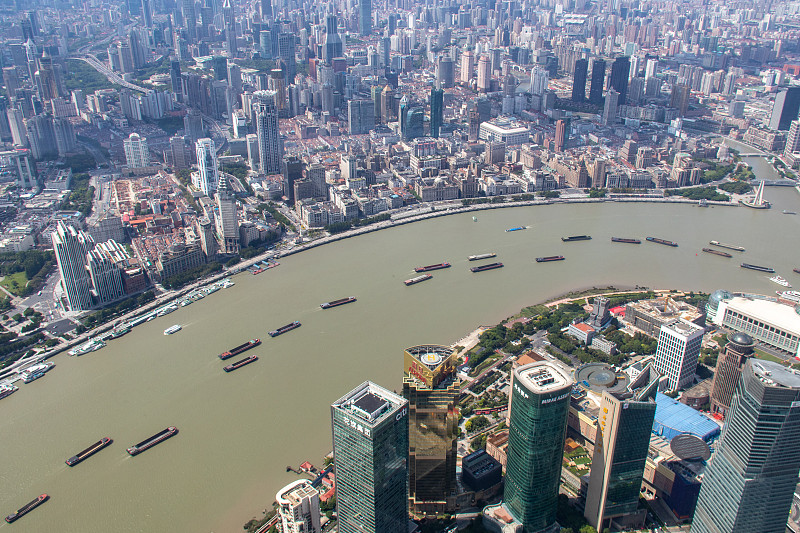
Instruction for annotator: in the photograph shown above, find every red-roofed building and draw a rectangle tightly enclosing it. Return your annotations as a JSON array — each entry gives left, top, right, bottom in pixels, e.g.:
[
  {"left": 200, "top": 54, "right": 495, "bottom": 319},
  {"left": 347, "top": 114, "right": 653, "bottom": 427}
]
[{"left": 567, "top": 322, "right": 596, "bottom": 344}]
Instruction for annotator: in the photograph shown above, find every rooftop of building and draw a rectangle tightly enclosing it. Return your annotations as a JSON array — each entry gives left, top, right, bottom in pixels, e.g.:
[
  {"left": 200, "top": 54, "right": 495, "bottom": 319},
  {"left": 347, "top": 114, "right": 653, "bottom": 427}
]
[
  {"left": 515, "top": 361, "right": 573, "bottom": 394},
  {"left": 725, "top": 296, "right": 800, "bottom": 335},
  {"left": 653, "top": 392, "right": 721, "bottom": 443},
  {"left": 662, "top": 319, "right": 705, "bottom": 337},
  {"left": 405, "top": 344, "right": 453, "bottom": 371},
  {"left": 627, "top": 297, "right": 704, "bottom": 323},
  {"left": 332, "top": 381, "right": 406, "bottom": 428},
  {"left": 749, "top": 359, "right": 800, "bottom": 390},
  {"left": 276, "top": 479, "right": 317, "bottom": 506}
]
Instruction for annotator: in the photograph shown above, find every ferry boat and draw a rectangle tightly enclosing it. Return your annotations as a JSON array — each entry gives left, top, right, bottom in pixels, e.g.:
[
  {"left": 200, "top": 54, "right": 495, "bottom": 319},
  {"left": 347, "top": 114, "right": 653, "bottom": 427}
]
[
  {"left": 25, "top": 362, "right": 55, "bottom": 374},
  {"left": 414, "top": 263, "right": 450, "bottom": 273},
  {"left": 561, "top": 235, "right": 592, "bottom": 242},
  {"left": 709, "top": 241, "right": 745, "bottom": 252},
  {"left": 180, "top": 299, "right": 192, "bottom": 307},
  {"left": 0, "top": 383, "right": 17, "bottom": 400},
  {"left": 22, "top": 370, "right": 46, "bottom": 383},
  {"left": 777, "top": 291, "right": 800, "bottom": 303},
  {"left": 109, "top": 325, "right": 131, "bottom": 338},
  {"left": 646, "top": 237, "right": 678, "bottom": 247},
  {"left": 163, "top": 324, "right": 182, "bottom": 335},
  {"left": 702, "top": 248, "right": 732, "bottom": 258},
  {"left": 68, "top": 338, "right": 106, "bottom": 356},
  {"left": 127, "top": 427, "right": 178, "bottom": 456},
  {"left": 156, "top": 304, "right": 178, "bottom": 317},
  {"left": 468, "top": 253, "right": 497, "bottom": 261},
  {"left": 536, "top": 256, "right": 565, "bottom": 263},
  {"left": 269, "top": 321, "right": 301, "bottom": 337},
  {"left": 611, "top": 237, "right": 641, "bottom": 244},
  {"left": 320, "top": 297, "right": 357, "bottom": 309},
  {"left": 223, "top": 355, "right": 259, "bottom": 372},
  {"left": 472, "top": 216, "right": 477, "bottom": 222},
  {"left": 66, "top": 438, "right": 113, "bottom": 466},
  {"left": 506, "top": 226, "right": 526, "bottom": 232},
  {"left": 471, "top": 262, "right": 504, "bottom": 272},
  {"left": 741, "top": 263, "right": 775, "bottom": 273},
  {"left": 219, "top": 339, "right": 261, "bottom": 360},
  {"left": 769, "top": 275, "right": 792, "bottom": 287},
  {"left": 5, "top": 494, "right": 48, "bottom": 523},
  {"left": 740, "top": 180, "right": 770, "bottom": 209},
  {"left": 405, "top": 274, "right": 433, "bottom": 286}
]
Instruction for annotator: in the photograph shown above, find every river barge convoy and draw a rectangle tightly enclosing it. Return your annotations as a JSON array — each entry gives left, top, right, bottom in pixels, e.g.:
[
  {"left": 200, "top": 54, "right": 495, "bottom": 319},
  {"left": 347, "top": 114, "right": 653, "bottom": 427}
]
[
  {"left": 127, "top": 427, "right": 178, "bottom": 456},
  {"left": 66, "top": 438, "right": 113, "bottom": 466},
  {"left": 405, "top": 274, "right": 433, "bottom": 286},
  {"left": 702, "top": 248, "right": 732, "bottom": 258},
  {"left": 646, "top": 237, "right": 678, "bottom": 247},
  {"left": 536, "top": 256, "right": 565, "bottom": 263},
  {"left": 414, "top": 262, "right": 451, "bottom": 272},
  {"left": 611, "top": 237, "right": 641, "bottom": 244},
  {"left": 709, "top": 240, "right": 745, "bottom": 252},
  {"left": 219, "top": 339, "right": 261, "bottom": 360},
  {"left": 223, "top": 355, "right": 259, "bottom": 372},
  {"left": 741, "top": 263, "right": 776, "bottom": 273},
  {"left": 269, "top": 321, "right": 302, "bottom": 337},
  {"left": 561, "top": 235, "right": 592, "bottom": 242},
  {"left": 471, "top": 262, "right": 504, "bottom": 273},
  {"left": 320, "top": 297, "right": 357, "bottom": 309},
  {"left": 5, "top": 494, "right": 48, "bottom": 523}
]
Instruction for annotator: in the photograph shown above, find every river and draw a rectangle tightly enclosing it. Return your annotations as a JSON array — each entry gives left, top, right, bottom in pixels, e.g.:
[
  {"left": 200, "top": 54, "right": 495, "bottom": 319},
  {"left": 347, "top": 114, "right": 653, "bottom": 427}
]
[{"left": 1, "top": 153, "right": 798, "bottom": 533}]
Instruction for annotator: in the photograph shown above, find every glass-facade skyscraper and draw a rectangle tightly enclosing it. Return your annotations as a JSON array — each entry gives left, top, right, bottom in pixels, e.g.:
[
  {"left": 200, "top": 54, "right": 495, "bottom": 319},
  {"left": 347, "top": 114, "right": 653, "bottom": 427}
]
[
  {"left": 691, "top": 359, "right": 800, "bottom": 533},
  {"left": 503, "top": 361, "right": 573, "bottom": 533},
  {"left": 609, "top": 56, "right": 630, "bottom": 105},
  {"left": 589, "top": 58, "right": 606, "bottom": 105},
  {"left": 572, "top": 58, "right": 588, "bottom": 102},
  {"left": 402, "top": 345, "right": 460, "bottom": 515},
  {"left": 332, "top": 381, "right": 409, "bottom": 533}
]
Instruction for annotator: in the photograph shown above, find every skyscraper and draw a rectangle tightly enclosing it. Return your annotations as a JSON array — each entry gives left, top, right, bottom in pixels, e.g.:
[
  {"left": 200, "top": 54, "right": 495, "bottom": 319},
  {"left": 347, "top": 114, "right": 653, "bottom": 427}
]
[
  {"left": 584, "top": 369, "right": 659, "bottom": 530},
  {"left": 123, "top": 132, "right": 149, "bottom": 168},
  {"left": 87, "top": 240, "right": 125, "bottom": 305},
  {"left": 215, "top": 174, "right": 239, "bottom": 254},
  {"left": 430, "top": 88, "right": 443, "bottom": 138},
  {"left": 358, "top": 0, "right": 372, "bottom": 36},
  {"left": 323, "top": 14, "right": 343, "bottom": 65},
  {"left": 769, "top": 87, "right": 800, "bottom": 131},
  {"left": 253, "top": 91, "right": 282, "bottom": 174},
  {"left": 785, "top": 119, "right": 800, "bottom": 157},
  {"left": 652, "top": 320, "right": 704, "bottom": 391},
  {"left": 195, "top": 138, "right": 218, "bottom": 196},
  {"left": 332, "top": 381, "right": 409, "bottom": 533},
  {"left": 489, "top": 361, "right": 573, "bottom": 533},
  {"left": 222, "top": 0, "right": 236, "bottom": 57},
  {"left": 52, "top": 221, "right": 94, "bottom": 311},
  {"left": 609, "top": 56, "right": 630, "bottom": 105},
  {"left": 589, "top": 58, "right": 606, "bottom": 105},
  {"left": 348, "top": 99, "right": 375, "bottom": 135},
  {"left": 182, "top": 0, "right": 196, "bottom": 43},
  {"left": 572, "top": 58, "right": 588, "bottom": 102},
  {"left": 461, "top": 50, "right": 474, "bottom": 84},
  {"left": 530, "top": 66, "right": 549, "bottom": 96},
  {"left": 602, "top": 89, "right": 618, "bottom": 126},
  {"left": 436, "top": 57, "right": 454, "bottom": 89},
  {"left": 402, "top": 345, "right": 460, "bottom": 515},
  {"left": 276, "top": 480, "right": 321, "bottom": 533},
  {"left": 554, "top": 119, "right": 567, "bottom": 152},
  {"left": 709, "top": 333, "right": 755, "bottom": 418},
  {"left": 477, "top": 55, "right": 491, "bottom": 93},
  {"left": 278, "top": 33, "right": 296, "bottom": 82},
  {"left": 691, "top": 359, "right": 800, "bottom": 533}
]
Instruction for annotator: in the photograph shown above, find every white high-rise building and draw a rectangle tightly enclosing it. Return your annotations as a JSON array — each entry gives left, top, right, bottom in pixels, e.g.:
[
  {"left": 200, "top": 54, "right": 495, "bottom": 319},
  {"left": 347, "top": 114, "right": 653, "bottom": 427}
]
[
  {"left": 530, "top": 66, "right": 549, "bottom": 96},
  {"left": 123, "top": 133, "right": 149, "bottom": 168},
  {"left": 215, "top": 174, "right": 239, "bottom": 254},
  {"left": 86, "top": 240, "right": 125, "bottom": 305},
  {"left": 461, "top": 50, "right": 474, "bottom": 84},
  {"left": 195, "top": 138, "right": 218, "bottom": 195},
  {"left": 253, "top": 91, "right": 282, "bottom": 174},
  {"left": 276, "top": 480, "right": 321, "bottom": 533},
  {"left": 653, "top": 320, "right": 704, "bottom": 391},
  {"left": 52, "top": 221, "right": 94, "bottom": 311}
]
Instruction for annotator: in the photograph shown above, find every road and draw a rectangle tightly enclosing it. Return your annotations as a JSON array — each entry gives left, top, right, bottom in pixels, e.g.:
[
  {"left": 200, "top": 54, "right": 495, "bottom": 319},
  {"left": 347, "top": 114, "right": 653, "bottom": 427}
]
[{"left": 74, "top": 54, "right": 148, "bottom": 93}]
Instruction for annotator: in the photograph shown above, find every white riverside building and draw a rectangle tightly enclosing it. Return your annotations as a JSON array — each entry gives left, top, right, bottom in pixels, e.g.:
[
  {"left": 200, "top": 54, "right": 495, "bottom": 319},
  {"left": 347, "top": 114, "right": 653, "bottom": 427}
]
[
  {"left": 123, "top": 133, "right": 149, "bottom": 169},
  {"left": 86, "top": 240, "right": 126, "bottom": 305},
  {"left": 194, "top": 138, "right": 218, "bottom": 196},
  {"left": 652, "top": 319, "right": 704, "bottom": 391},
  {"left": 51, "top": 221, "right": 94, "bottom": 311},
  {"left": 253, "top": 90, "right": 282, "bottom": 174},
  {"left": 276, "top": 479, "right": 321, "bottom": 533},
  {"left": 710, "top": 294, "right": 800, "bottom": 359}
]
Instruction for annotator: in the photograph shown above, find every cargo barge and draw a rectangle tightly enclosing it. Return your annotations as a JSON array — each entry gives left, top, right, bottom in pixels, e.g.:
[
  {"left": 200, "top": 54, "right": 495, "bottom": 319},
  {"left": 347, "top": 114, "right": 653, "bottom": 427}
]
[
  {"left": 223, "top": 355, "right": 258, "bottom": 372},
  {"left": 536, "top": 256, "right": 565, "bottom": 263},
  {"left": 710, "top": 240, "right": 745, "bottom": 252},
  {"left": 405, "top": 274, "right": 433, "bottom": 286},
  {"left": 468, "top": 253, "right": 496, "bottom": 261},
  {"left": 611, "top": 237, "right": 641, "bottom": 244},
  {"left": 646, "top": 237, "right": 678, "bottom": 247},
  {"left": 320, "top": 297, "right": 357, "bottom": 309},
  {"left": 561, "top": 235, "right": 592, "bottom": 242},
  {"left": 269, "top": 321, "right": 301, "bottom": 337},
  {"left": 127, "top": 427, "right": 178, "bottom": 456},
  {"left": 414, "top": 262, "right": 450, "bottom": 272},
  {"left": 471, "top": 262, "right": 504, "bottom": 272},
  {"left": 219, "top": 339, "right": 261, "bottom": 360},
  {"left": 66, "top": 438, "right": 113, "bottom": 466},
  {"left": 5, "top": 494, "right": 48, "bottom": 523},
  {"left": 702, "top": 248, "right": 732, "bottom": 258},
  {"left": 741, "top": 263, "right": 775, "bottom": 273}
]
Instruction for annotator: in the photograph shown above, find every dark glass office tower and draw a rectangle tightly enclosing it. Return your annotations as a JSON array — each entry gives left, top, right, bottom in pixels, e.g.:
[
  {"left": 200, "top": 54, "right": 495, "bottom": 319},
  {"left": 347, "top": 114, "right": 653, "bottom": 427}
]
[
  {"left": 403, "top": 345, "right": 460, "bottom": 515},
  {"left": 691, "top": 359, "right": 800, "bottom": 533},
  {"left": 769, "top": 87, "right": 800, "bottom": 131},
  {"left": 332, "top": 382, "right": 409, "bottom": 533},
  {"left": 430, "top": 88, "right": 443, "bottom": 138},
  {"left": 609, "top": 56, "right": 630, "bottom": 105},
  {"left": 589, "top": 58, "right": 606, "bottom": 105},
  {"left": 358, "top": 0, "right": 372, "bottom": 36},
  {"left": 504, "top": 362, "right": 573, "bottom": 533},
  {"left": 572, "top": 58, "right": 588, "bottom": 102}
]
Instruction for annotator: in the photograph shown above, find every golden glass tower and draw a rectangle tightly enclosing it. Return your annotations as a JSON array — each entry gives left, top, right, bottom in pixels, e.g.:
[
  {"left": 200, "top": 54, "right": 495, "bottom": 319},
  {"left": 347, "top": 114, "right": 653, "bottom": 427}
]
[{"left": 402, "top": 345, "right": 460, "bottom": 515}]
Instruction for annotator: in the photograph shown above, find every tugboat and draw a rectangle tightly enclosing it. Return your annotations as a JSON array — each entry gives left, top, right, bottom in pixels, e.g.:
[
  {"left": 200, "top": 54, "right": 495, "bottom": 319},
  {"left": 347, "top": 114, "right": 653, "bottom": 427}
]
[{"left": 320, "top": 297, "right": 357, "bottom": 309}]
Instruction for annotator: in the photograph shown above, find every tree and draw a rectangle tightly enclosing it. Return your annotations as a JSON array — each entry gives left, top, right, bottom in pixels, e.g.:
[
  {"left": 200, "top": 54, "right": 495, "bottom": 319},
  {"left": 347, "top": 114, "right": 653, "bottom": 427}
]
[{"left": 579, "top": 526, "right": 597, "bottom": 533}]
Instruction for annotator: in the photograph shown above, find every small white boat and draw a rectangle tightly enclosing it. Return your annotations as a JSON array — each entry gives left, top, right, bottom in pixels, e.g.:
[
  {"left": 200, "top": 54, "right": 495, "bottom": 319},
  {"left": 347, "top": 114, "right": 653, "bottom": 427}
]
[
  {"left": 164, "top": 325, "right": 182, "bottom": 335},
  {"left": 472, "top": 216, "right": 477, "bottom": 222},
  {"left": 769, "top": 275, "right": 791, "bottom": 288}
]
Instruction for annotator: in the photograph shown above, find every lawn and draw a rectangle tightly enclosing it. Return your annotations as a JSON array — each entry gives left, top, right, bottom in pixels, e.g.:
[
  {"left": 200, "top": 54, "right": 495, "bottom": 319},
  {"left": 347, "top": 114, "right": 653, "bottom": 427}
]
[
  {"left": 0, "top": 271, "right": 28, "bottom": 296},
  {"left": 754, "top": 348, "right": 786, "bottom": 364}
]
